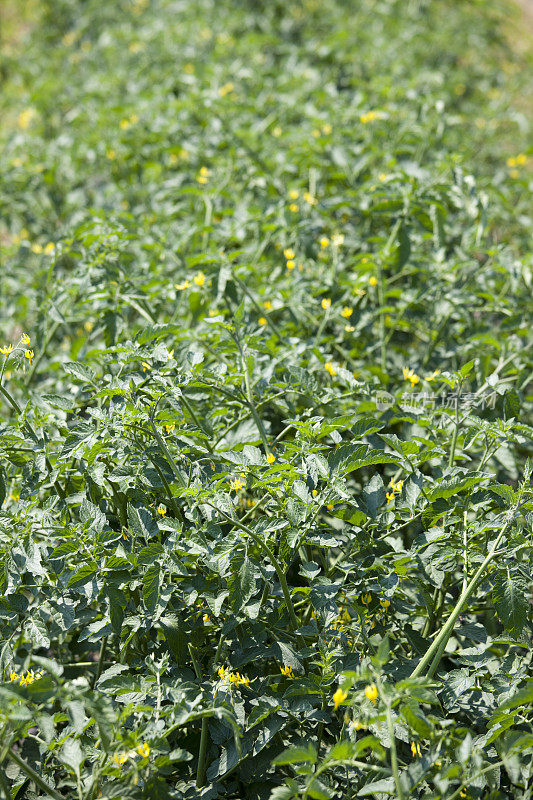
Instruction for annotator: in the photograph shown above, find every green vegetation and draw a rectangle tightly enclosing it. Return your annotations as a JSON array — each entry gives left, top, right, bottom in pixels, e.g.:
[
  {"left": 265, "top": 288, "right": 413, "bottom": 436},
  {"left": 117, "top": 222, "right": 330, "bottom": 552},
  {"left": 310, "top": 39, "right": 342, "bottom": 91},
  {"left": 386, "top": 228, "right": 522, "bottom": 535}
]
[{"left": 0, "top": 0, "right": 532, "bottom": 798}]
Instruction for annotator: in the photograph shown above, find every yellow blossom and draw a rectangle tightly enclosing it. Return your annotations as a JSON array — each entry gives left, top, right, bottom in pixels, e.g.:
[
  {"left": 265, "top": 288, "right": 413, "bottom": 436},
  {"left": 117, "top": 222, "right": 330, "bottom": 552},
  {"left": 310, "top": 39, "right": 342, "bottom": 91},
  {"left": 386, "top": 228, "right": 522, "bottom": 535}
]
[
  {"left": 175, "top": 280, "right": 191, "bottom": 291},
  {"left": 272, "top": 126, "right": 282, "bottom": 137},
  {"left": 322, "top": 123, "right": 332, "bottom": 135},
  {"left": 31, "top": 243, "right": 43, "bottom": 254},
  {"left": 361, "top": 593, "right": 372, "bottom": 605},
  {"left": 184, "top": 63, "right": 195, "bottom": 74},
  {"left": 324, "top": 362, "right": 336, "bottom": 376},
  {"left": 119, "top": 118, "right": 130, "bottom": 130},
  {"left": 288, "top": 190, "right": 299, "bottom": 201},
  {"left": 203, "top": 613, "right": 211, "bottom": 624},
  {"left": 218, "top": 82, "right": 234, "bottom": 97},
  {"left": 84, "top": 321, "right": 94, "bottom": 332},
  {"left": 364, "top": 684, "right": 378, "bottom": 704},
  {"left": 283, "top": 248, "right": 295, "bottom": 259},
  {"left": 157, "top": 504, "right": 167, "bottom": 517},
  {"left": 320, "top": 237, "right": 330, "bottom": 248},
  {"left": 411, "top": 742, "right": 422, "bottom": 757},
  {"left": 369, "top": 276, "right": 377, "bottom": 287},
  {"left": 1, "top": 345, "right": 13, "bottom": 356},
  {"left": 230, "top": 477, "right": 244, "bottom": 492},
  {"left": 345, "top": 325, "right": 355, "bottom": 332},
  {"left": 289, "top": 203, "right": 299, "bottom": 212},
  {"left": 106, "top": 148, "right": 116, "bottom": 160},
  {"left": 266, "top": 453, "right": 275, "bottom": 464},
  {"left": 137, "top": 743, "right": 150, "bottom": 758},
  {"left": 18, "top": 108, "right": 36, "bottom": 130},
  {"left": 194, "top": 271, "right": 205, "bottom": 287},
  {"left": 113, "top": 753, "right": 128, "bottom": 765},
  {"left": 333, "top": 687, "right": 348, "bottom": 710},
  {"left": 402, "top": 367, "right": 420, "bottom": 386},
  {"left": 425, "top": 369, "right": 440, "bottom": 382},
  {"left": 44, "top": 242, "right": 55, "bottom": 255},
  {"left": 263, "top": 300, "right": 272, "bottom": 310},
  {"left": 165, "top": 423, "right": 175, "bottom": 434},
  {"left": 380, "top": 598, "right": 390, "bottom": 609},
  {"left": 286, "top": 259, "right": 295, "bottom": 270},
  {"left": 280, "top": 665, "right": 294, "bottom": 678},
  {"left": 304, "top": 191, "right": 317, "bottom": 206},
  {"left": 341, "top": 307, "right": 353, "bottom": 318},
  {"left": 321, "top": 298, "right": 331, "bottom": 310},
  {"left": 24, "top": 349, "right": 34, "bottom": 365},
  {"left": 360, "top": 110, "right": 379, "bottom": 124}
]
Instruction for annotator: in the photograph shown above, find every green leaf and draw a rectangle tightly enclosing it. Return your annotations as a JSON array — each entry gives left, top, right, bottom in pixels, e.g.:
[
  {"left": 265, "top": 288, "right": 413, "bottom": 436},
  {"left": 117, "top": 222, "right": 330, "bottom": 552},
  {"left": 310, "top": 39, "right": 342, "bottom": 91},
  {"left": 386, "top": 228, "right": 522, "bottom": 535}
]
[
  {"left": 492, "top": 568, "right": 528, "bottom": 637},
  {"left": 143, "top": 564, "right": 161, "bottom": 614},
  {"left": 273, "top": 744, "right": 317, "bottom": 765}
]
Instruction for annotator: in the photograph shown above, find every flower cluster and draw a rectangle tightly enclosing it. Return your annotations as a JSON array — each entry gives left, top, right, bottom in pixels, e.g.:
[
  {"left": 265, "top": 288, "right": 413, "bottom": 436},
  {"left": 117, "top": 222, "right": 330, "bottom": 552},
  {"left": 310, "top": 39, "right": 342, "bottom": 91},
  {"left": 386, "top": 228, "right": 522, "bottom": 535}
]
[
  {"left": 217, "top": 666, "right": 250, "bottom": 687},
  {"left": 403, "top": 367, "right": 420, "bottom": 386},
  {"left": 386, "top": 477, "right": 403, "bottom": 503},
  {"left": 9, "top": 669, "right": 42, "bottom": 686}
]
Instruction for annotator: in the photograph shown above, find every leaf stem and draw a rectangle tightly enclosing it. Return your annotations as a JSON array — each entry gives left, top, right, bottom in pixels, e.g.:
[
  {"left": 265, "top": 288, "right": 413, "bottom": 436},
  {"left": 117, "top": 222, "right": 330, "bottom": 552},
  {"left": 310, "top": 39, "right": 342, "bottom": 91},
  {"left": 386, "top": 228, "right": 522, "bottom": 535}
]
[{"left": 6, "top": 748, "right": 64, "bottom": 800}]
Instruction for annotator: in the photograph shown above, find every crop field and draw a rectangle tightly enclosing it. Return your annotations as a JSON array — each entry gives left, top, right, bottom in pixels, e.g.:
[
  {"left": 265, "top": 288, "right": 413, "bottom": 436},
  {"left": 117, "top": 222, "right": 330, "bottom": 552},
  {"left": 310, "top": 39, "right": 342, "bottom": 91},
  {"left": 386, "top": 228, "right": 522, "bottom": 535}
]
[{"left": 0, "top": 0, "right": 532, "bottom": 798}]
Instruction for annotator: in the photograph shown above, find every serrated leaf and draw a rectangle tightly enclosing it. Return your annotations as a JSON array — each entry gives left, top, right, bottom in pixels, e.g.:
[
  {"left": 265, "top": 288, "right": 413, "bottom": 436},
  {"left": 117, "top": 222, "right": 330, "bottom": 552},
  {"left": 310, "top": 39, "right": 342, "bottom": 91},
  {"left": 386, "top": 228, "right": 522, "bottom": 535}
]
[
  {"left": 492, "top": 568, "right": 528, "bottom": 637},
  {"left": 143, "top": 564, "right": 160, "bottom": 614}
]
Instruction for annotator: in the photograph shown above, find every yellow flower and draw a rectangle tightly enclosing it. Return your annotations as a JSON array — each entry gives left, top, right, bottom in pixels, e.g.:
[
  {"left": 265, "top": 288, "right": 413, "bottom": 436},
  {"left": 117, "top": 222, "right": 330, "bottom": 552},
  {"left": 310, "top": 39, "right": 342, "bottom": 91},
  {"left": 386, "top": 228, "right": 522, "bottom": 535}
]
[
  {"left": 364, "top": 684, "right": 378, "bottom": 704},
  {"left": 350, "top": 719, "right": 364, "bottom": 731},
  {"left": 18, "top": 108, "right": 36, "bottom": 130},
  {"left": 9, "top": 670, "right": 20, "bottom": 683},
  {"left": 369, "top": 276, "right": 378, "bottom": 287},
  {"left": 167, "top": 349, "right": 174, "bottom": 360},
  {"left": 289, "top": 203, "right": 299, "bottom": 212},
  {"left": 379, "top": 172, "right": 388, "bottom": 182},
  {"left": 31, "top": 243, "right": 43, "bottom": 254},
  {"left": 203, "top": 613, "right": 211, "bottom": 624},
  {"left": 322, "top": 123, "right": 332, "bottom": 135},
  {"left": 361, "top": 593, "right": 371, "bottom": 605},
  {"left": 113, "top": 752, "right": 128, "bottom": 765},
  {"left": 194, "top": 271, "right": 205, "bottom": 287},
  {"left": 142, "top": 361, "right": 151, "bottom": 372},
  {"left": 327, "top": 503, "right": 334, "bottom": 511},
  {"left": 312, "top": 489, "right": 318, "bottom": 497},
  {"left": 333, "top": 687, "right": 348, "bottom": 710},
  {"left": 380, "top": 598, "right": 390, "bottom": 609},
  {"left": 321, "top": 298, "right": 331, "bottom": 310},
  {"left": 345, "top": 325, "right": 355, "bottom": 333},
  {"left": 288, "top": 190, "right": 299, "bottom": 201},
  {"left": 410, "top": 741, "right": 422, "bottom": 758},
  {"left": 263, "top": 300, "right": 272, "bottom": 310},
  {"left": 157, "top": 504, "right": 167, "bottom": 517},
  {"left": 266, "top": 453, "right": 275, "bottom": 464},
  {"left": 175, "top": 280, "right": 191, "bottom": 291},
  {"left": 516, "top": 153, "right": 527, "bottom": 165},
  {"left": 165, "top": 423, "right": 175, "bottom": 434},
  {"left": 324, "top": 362, "right": 336, "bottom": 376},
  {"left": 425, "top": 369, "right": 440, "bottom": 382},
  {"left": 230, "top": 478, "right": 244, "bottom": 492},
  {"left": 360, "top": 110, "right": 379, "bottom": 124},
  {"left": 184, "top": 62, "right": 195, "bottom": 74},
  {"left": 218, "top": 82, "right": 234, "bottom": 97},
  {"left": 44, "top": 242, "right": 55, "bottom": 255},
  {"left": 119, "top": 118, "right": 130, "bottom": 130},
  {"left": 332, "top": 233, "right": 344, "bottom": 247},
  {"left": 1, "top": 345, "right": 13, "bottom": 356},
  {"left": 303, "top": 191, "right": 317, "bottom": 206},
  {"left": 137, "top": 743, "right": 150, "bottom": 758},
  {"left": 84, "top": 321, "right": 94, "bottom": 332},
  {"left": 286, "top": 259, "right": 295, "bottom": 270},
  {"left": 320, "top": 237, "right": 330, "bottom": 249},
  {"left": 272, "top": 126, "right": 282, "bottom": 137},
  {"left": 24, "top": 349, "right": 34, "bottom": 365},
  {"left": 106, "top": 148, "right": 116, "bottom": 160},
  {"left": 280, "top": 665, "right": 294, "bottom": 678},
  {"left": 402, "top": 367, "right": 420, "bottom": 386},
  {"left": 259, "top": 317, "right": 267, "bottom": 326},
  {"left": 283, "top": 248, "right": 295, "bottom": 259},
  {"left": 341, "top": 307, "right": 353, "bottom": 318}
]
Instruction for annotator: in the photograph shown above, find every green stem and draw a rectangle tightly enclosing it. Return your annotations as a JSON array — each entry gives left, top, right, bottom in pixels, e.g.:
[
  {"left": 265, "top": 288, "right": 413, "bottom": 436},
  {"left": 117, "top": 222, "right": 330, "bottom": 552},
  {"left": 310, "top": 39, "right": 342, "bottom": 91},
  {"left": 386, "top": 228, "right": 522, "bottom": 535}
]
[
  {"left": 180, "top": 393, "right": 214, "bottom": 453},
  {"left": 188, "top": 645, "right": 209, "bottom": 789},
  {"left": 410, "top": 515, "right": 513, "bottom": 679},
  {"left": 6, "top": 748, "right": 64, "bottom": 800},
  {"left": 384, "top": 698, "right": 404, "bottom": 800},
  {"left": 93, "top": 636, "right": 107, "bottom": 688}
]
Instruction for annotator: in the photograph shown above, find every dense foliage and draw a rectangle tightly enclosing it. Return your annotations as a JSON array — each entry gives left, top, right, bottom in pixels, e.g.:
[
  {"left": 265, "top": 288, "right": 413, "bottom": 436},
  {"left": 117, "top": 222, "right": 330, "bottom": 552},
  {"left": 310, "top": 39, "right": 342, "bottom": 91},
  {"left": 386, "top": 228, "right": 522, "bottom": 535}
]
[{"left": 0, "top": 0, "right": 532, "bottom": 798}]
